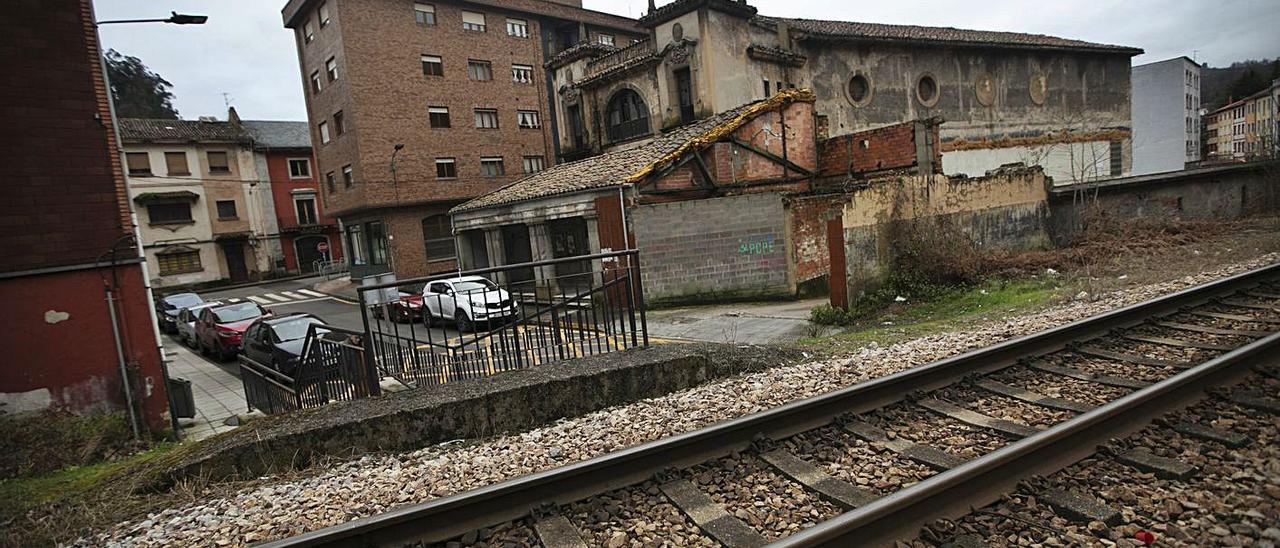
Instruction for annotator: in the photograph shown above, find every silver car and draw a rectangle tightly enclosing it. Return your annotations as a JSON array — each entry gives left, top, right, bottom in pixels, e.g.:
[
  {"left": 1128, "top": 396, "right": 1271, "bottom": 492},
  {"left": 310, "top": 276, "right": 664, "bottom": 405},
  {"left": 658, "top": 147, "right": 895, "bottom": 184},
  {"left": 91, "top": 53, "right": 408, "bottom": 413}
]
[{"left": 175, "top": 301, "right": 224, "bottom": 348}]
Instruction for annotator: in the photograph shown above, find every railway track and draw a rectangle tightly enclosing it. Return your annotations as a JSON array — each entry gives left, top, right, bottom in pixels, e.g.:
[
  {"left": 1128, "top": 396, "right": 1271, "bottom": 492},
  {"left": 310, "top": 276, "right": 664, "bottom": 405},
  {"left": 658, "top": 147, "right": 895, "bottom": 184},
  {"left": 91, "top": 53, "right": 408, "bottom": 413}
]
[{"left": 262, "top": 264, "right": 1280, "bottom": 548}]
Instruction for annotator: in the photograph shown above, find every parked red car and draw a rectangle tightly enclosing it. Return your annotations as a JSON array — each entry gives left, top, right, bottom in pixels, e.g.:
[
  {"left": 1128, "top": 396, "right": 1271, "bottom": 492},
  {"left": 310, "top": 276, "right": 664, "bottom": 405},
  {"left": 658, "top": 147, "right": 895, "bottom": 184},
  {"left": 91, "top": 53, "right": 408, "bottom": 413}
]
[
  {"left": 195, "top": 301, "right": 270, "bottom": 360},
  {"left": 371, "top": 283, "right": 426, "bottom": 323}
]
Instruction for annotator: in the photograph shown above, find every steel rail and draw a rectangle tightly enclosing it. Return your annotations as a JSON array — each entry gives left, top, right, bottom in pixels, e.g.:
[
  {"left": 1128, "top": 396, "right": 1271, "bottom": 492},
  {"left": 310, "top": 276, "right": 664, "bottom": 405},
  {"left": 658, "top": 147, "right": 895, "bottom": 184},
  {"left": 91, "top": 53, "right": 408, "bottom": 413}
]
[
  {"left": 260, "top": 263, "right": 1280, "bottom": 548},
  {"left": 774, "top": 330, "right": 1280, "bottom": 547}
]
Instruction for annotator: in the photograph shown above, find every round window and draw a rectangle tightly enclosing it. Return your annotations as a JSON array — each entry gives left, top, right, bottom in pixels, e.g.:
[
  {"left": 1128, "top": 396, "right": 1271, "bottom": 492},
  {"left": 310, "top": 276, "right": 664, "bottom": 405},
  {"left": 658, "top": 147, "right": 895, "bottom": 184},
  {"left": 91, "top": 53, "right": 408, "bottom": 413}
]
[
  {"left": 847, "top": 72, "right": 873, "bottom": 107},
  {"left": 916, "top": 74, "right": 939, "bottom": 107},
  {"left": 974, "top": 72, "right": 995, "bottom": 106},
  {"left": 1029, "top": 72, "right": 1048, "bottom": 105}
]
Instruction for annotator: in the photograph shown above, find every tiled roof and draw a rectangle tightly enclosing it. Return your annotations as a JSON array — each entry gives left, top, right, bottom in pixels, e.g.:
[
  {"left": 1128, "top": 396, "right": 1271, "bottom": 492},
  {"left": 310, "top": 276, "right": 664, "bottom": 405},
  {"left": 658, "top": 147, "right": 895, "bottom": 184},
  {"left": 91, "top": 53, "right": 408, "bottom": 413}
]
[
  {"left": 242, "top": 120, "right": 312, "bottom": 150},
  {"left": 119, "top": 118, "right": 251, "bottom": 144},
  {"left": 639, "top": 0, "right": 757, "bottom": 27},
  {"left": 453, "top": 89, "right": 815, "bottom": 214},
  {"left": 760, "top": 16, "right": 1141, "bottom": 54}
]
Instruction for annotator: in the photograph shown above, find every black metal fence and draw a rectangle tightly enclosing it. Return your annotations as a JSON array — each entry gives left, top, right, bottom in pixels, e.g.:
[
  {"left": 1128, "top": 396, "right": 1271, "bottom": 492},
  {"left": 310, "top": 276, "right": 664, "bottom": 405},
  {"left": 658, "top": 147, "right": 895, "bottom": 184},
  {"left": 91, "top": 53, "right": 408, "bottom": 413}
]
[
  {"left": 241, "top": 324, "right": 379, "bottom": 415},
  {"left": 359, "top": 249, "right": 648, "bottom": 389}
]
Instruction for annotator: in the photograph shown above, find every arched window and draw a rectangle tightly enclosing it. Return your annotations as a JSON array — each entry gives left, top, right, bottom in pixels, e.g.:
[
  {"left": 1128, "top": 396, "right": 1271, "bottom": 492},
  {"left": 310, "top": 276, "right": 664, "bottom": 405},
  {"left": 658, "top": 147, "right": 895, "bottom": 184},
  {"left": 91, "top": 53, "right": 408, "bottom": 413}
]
[
  {"left": 605, "top": 89, "right": 649, "bottom": 142},
  {"left": 422, "top": 215, "right": 456, "bottom": 262}
]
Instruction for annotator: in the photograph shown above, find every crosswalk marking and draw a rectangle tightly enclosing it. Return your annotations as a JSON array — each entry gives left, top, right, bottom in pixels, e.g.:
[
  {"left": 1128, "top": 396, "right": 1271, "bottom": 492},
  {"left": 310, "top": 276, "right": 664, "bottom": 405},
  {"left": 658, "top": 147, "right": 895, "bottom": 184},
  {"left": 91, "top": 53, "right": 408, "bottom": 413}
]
[
  {"left": 247, "top": 295, "right": 271, "bottom": 304},
  {"left": 263, "top": 293, "right": 291, "bottom": 302},
  {"left": 298, "top": 289, "right": 325, "bottom": 297},
  {"left": 282, "top": 291, "right": 305, "bottom": 299}
]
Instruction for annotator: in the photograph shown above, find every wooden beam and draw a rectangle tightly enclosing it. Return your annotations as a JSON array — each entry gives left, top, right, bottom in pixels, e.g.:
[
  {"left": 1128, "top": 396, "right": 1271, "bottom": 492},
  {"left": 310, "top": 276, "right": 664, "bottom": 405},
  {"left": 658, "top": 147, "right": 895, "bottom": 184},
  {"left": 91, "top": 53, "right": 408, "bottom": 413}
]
[
  {"left": 729, "top": 137, "right": 813, "bottom": 176},
  {"left": 691, "top": 149, "right": 717, "bottom": 189}
]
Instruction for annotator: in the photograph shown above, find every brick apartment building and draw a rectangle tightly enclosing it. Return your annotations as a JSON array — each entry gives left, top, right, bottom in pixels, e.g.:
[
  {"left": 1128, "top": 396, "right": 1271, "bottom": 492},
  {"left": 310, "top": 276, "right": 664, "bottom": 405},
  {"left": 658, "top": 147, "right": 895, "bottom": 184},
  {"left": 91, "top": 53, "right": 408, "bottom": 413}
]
[
  {"left": 0, "top": 0, "right": 169, "bottom": 432},
  {"left": 280, "top": 0, "right": 644, "bottom": 280}
]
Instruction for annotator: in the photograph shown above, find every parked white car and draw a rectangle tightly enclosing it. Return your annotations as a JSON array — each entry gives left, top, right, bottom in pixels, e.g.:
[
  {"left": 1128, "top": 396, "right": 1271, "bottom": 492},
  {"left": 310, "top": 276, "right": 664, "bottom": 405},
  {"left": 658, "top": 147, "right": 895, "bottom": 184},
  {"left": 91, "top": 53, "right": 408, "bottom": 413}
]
[
  {"left": 420, "top": 276, "right": 518, "bottom": 332},
  {"left": 175, "top": 300, "right": 223, "bottom": 348}
]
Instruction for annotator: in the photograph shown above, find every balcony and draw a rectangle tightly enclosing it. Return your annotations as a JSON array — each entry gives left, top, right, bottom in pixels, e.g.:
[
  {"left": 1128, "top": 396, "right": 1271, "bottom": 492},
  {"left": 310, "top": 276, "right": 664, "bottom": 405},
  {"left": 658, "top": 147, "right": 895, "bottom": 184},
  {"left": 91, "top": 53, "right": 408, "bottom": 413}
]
[{"left": 583, "top": 39, "right": 657, "bottom": 84}]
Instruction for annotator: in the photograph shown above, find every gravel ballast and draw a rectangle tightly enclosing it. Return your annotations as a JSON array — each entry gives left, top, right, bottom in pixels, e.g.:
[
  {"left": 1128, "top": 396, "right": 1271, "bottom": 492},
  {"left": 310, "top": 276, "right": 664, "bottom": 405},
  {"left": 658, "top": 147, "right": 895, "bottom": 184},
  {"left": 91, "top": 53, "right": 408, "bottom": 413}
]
[{"left": 90, "top": 254, "right": 1280, "bottom": 547}]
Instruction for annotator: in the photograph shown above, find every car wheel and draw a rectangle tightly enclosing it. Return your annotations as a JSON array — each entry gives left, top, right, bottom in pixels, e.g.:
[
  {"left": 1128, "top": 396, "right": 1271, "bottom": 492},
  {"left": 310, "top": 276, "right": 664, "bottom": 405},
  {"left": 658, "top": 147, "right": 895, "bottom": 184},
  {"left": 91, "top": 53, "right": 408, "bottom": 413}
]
[
  {"left": 455, "top": 310, "right": 473, "bottom": 333},
  {"left": 423, "top": 310, "right": 434, "bottom": 329}
]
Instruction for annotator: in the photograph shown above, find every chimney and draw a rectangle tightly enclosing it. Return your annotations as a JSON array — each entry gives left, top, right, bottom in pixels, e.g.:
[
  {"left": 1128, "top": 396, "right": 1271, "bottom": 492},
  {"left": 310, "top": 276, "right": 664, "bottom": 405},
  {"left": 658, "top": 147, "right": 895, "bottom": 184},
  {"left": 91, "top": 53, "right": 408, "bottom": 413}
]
[
  {"left": 648, "top": 0, "right": 656, "bottom": 14},
  {"left": 777, "top": 20, "right": 790, "bottom": 51},
  {"left": 227, "top": 106, "right": 241, "bottom": 124}
]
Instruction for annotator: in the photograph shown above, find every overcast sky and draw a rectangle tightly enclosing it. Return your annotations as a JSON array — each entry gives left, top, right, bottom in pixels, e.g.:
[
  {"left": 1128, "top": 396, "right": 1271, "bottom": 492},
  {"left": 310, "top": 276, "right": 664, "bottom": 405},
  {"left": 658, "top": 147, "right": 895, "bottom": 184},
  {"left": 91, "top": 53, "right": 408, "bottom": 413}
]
[{"left": 95, "top": 0, "right": 1280, "bottom": 121}]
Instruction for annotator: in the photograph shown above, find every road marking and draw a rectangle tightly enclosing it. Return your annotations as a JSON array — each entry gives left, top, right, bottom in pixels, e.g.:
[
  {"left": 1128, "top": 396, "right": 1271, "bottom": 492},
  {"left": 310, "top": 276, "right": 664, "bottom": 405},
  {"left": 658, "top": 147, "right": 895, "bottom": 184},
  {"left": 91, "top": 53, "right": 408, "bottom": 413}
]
[
  {"left": 282, "top": 291, "right": 305, "bottom": 299},
  {"left": 247, "top": 296, "right": 271, "bottom": 304},
  {"left": 298, "top": 289, "right": 326, "bottom": 297},
  {"left": 268, "top": 296, "right": 351, "bottom": 306},
  {"left": 263, "top": 293, "right": 291, "bottom": 302}
]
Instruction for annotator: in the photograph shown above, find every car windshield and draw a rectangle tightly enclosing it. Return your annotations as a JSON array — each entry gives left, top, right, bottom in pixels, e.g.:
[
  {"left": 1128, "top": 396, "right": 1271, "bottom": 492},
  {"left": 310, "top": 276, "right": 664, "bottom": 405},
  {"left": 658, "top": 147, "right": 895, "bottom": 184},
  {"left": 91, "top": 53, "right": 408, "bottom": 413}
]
[
  {"left": 167, "top": 293, "right": 203, "bottom": 308},
  {"left": 270, "top": 317, "right": 325, "bottom": 342},
  {"left": 454, "top": 279, "right": 497, "bottom": 293},
  {"left": 213, "top": 303, "right": 263, "bottom": 323}
]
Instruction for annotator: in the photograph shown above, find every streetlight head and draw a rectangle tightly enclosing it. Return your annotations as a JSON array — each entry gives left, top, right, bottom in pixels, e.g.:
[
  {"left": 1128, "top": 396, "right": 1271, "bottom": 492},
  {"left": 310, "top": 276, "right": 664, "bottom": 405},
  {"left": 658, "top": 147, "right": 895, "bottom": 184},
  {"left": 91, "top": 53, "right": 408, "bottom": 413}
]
[
  {"left": 394, "top": 143, "right": 405, "bottom": 151},
  {"left": 167, "top": 12, "right": 208, "bottom": 25}
]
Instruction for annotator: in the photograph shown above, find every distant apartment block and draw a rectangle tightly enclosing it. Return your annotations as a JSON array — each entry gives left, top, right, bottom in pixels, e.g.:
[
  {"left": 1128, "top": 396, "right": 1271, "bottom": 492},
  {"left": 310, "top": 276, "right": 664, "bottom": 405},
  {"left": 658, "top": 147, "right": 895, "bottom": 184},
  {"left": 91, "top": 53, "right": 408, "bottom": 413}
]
[
  {"left": 1206, "top": 78, "right": 1279, "bottom": 162},
  {"left": 1131, "top": 56, "right": 1200, "bottom": 175}
]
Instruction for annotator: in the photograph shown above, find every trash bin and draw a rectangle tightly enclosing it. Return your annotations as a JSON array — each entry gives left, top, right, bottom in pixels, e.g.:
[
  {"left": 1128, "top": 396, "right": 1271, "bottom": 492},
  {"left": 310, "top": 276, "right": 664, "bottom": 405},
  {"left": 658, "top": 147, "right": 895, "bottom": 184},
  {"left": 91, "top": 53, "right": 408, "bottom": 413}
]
[{"left": 168, "top": 376, "right": 195, "bottom": 419}]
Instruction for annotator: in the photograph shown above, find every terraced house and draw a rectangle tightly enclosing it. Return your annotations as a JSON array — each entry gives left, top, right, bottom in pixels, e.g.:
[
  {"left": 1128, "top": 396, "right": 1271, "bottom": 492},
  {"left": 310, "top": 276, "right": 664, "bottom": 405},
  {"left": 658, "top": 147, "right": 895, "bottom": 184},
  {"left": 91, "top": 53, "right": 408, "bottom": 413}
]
[{"left": 280, "top": 0, "right": 645, "bottom": 279}]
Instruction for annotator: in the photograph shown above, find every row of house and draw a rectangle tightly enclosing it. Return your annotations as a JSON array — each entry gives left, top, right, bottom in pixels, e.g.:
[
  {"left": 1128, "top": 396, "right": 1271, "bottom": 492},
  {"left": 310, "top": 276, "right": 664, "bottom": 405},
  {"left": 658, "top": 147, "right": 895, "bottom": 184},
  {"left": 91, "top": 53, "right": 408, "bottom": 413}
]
[
  {"left": 281, "top": 0, "right": 1141, "bottom": 287},
  {"left": 1205, "top": 78, "right": 1280, "bottom": 162},
  {"left": 120, "top": 112, "right": 343, "bottom": 287}
]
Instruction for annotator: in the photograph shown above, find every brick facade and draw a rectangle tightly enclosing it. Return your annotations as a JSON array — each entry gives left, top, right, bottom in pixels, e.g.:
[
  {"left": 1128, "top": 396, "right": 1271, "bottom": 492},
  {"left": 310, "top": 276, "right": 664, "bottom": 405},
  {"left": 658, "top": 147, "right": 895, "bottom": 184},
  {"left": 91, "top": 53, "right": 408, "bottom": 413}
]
[
  {"left": 286, "top": 0, "right": 642, "bottom": 278},
  {"left": 0, "top": 0, "right": 168, "bottom": 430},
  {"left": 264, "top": 150, "right": 344, "bottom": 272},
  {"left": 817, "top": 119, "right": 942, "bottom": 179}
]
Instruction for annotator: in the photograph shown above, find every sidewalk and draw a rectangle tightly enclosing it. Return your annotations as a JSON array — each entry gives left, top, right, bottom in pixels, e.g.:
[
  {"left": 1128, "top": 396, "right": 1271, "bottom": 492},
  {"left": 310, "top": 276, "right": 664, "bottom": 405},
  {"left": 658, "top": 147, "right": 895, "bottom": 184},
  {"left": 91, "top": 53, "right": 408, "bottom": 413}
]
[{"left": 164, "top": 341, "right": 249, "bottom": 440}]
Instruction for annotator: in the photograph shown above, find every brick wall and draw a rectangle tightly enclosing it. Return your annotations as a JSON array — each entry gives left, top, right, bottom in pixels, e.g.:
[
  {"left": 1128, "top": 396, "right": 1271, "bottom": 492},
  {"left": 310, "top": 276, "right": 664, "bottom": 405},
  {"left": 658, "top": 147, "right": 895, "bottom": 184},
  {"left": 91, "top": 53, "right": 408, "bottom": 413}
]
[
  {"left": 817, "top": 119, "right": 941, "bottom": 180},
  {"left": 0, "top": 0, "right": 133, "bottom": 273},
  {"left": 787, "top": 193, "right": 845, "bottom": 284},
  {"left": 633, "top": 193, "right": 791, "bottom": 303}
]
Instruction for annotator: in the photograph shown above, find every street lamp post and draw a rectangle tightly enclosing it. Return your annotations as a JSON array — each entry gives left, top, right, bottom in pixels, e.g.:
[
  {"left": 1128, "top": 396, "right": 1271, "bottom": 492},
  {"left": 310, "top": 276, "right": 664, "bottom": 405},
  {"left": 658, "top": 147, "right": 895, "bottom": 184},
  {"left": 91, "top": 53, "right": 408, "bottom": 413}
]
[{"left": 94, "top": 10, "right": 207, "bottom": 441}]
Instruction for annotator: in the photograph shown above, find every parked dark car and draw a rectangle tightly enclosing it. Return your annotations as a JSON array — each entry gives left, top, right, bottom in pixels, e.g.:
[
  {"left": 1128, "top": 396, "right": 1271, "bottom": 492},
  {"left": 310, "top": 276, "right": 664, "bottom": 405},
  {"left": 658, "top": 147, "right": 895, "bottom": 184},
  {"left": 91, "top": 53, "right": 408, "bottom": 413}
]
[
  {"left": 242, "top": 314, "right": 327, "bottom": 376},
  {"left": 156, "top": 292, "right": 204, "bottom": 333},
  {"left": 370, "top": 283, "right": 426, "bottom": 323},
  {"left": 194, "top": 301, "right": 270, "bottom": 360}
]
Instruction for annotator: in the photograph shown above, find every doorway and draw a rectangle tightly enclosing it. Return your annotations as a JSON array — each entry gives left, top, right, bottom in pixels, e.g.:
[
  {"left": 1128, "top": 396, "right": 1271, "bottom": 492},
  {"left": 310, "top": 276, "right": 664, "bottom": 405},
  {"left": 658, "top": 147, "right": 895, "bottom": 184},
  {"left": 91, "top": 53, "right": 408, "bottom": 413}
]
[
  {"left": 675, "top": 67, "right": 694, "bottom": 123},
  {"left": 220, "top": 241, "right": 249, "bottom": 282},
  {"left": 500, "top": 224, "right": 534, "bottom": 288},
  {"left": 295, "top": 235, "right": 328, "bottom": 273}
]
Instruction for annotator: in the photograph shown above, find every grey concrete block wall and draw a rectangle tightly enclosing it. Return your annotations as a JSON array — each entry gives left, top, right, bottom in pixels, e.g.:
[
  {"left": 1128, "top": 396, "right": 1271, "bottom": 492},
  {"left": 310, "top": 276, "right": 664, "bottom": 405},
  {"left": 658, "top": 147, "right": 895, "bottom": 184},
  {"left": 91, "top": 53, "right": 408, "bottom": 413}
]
[{"left": 633, "top": 194, "right": 792, "bottom": 303}]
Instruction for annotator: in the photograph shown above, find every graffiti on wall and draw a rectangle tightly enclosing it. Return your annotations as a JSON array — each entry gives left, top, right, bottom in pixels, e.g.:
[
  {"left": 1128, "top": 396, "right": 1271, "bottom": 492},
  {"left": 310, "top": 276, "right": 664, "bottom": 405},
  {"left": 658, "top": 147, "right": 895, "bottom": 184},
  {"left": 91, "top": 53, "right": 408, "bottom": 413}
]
[{"left": 738, "top": 234, "right": 777, "bottom": 255}]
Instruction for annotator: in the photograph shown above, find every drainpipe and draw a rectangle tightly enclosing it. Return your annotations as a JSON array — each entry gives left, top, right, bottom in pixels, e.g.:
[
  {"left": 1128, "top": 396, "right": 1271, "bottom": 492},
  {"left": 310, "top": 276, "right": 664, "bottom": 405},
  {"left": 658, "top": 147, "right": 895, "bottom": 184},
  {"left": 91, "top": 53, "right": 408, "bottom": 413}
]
[
  {"left": 105, "top": 282, "right": 142, "bottom": 441},
  {"left": 95, "top": 11, "right": 181, "bottom": 439}
]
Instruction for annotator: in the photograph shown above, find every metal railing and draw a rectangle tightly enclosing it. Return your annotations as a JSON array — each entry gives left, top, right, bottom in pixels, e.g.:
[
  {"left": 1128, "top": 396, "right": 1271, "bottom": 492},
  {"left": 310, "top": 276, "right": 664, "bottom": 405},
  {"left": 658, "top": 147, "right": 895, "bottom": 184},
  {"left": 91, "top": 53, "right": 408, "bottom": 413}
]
[
  {"left": 585, "top": 38, "right": 654, "bottom": 76},
  {"left": 358, "top": 250, "right": 648, "bottom": 390},
  {"left": 240, "top": 324, "right": 378, "bottom": 415},
  {"left": 315, "top": 259, "right": 349, "bottom": 280}
]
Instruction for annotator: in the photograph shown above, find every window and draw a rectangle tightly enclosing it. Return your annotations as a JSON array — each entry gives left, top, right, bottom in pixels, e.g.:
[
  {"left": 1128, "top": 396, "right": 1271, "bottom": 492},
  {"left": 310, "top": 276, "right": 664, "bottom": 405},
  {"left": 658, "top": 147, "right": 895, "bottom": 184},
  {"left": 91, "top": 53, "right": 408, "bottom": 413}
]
[
  {"left": 847, "top": 72, "right": 873, "bottom": 107},
  {"left": 604, "top": 89, "right": 649, "bottom": 142},
  {"left": 512, "top": 64, "right": 534, "bottom": 83},
  {"left": 368, "top": 221, "right": 388, "bottom": 265},
  {"left": 126, "top": 152, "right": 151, "bottom": 175},
  {"left": 506, "top": 18, "right": 528, "bottom": 37},
  {"left": 1109, "top": 140, "right": 1123, "bottom": 177},
  {"left": 461, "top": 11, "right": 485, "bottom": 32},
  {"left": 422, "top": 215, "right": 456, "bottom": 261},
  {"left": 467, "top": 60, "right": 493, "bottom": 81},
  {"left": 295, "top": 195, "right": 318, "bottom": 225},
  {"left": 216, "top": 200, "right": 238, "bottom": 219},
  {"left": 317, "top": 1, "right": 330, "bottom": 26},
  {"left": 522, "top": 155, "right": 545, "bottom": 174},
  {"left": 164, "top": 152, "right": 189, "bottom": 175},
  {"left": 342, "top": 164, "right": 353, "bottom": 187},
  {"left": 147, "top": 202, "right": 192, "bottom": 224},
  {"left": 597, "top": 34, "right": 615, "bottom": 46},
  {"left": 303, "top": 21, "right": 314, "bottom": 43},
  {"left": 567, "top": 104, "right": 585, "bottom": 149},
  {"left": 480, "top": 156, "right": 505, "bottom": 177},
  {"left": 310, "top": 70, "right": 322, "bottom": 93},
  {"left": 288, "top": 158, "right": 311, "bottom": 178},
  {"left": 915, "top": 74, "right": 939, "bottom": 106},
  {"left": 157, "top": 249, "right": 202, "bottom": 276},
  {"left": 319, "top": 121, "right": 330, "bottom": 144},
  {"left": 325, "top": 57, "right": 338, "bottom": 81},
  {"left": 762, "top": 79, "right": 770, "bottom": 99},
  {"left": 435, "top": 157, "right": 457, "bottom": 178},
  {"left": 325, "top": 171, "right": 336, "bottom": 193},
  {"left": 207, "top": 151, "right": 230, "bottom": 173},
  {"left": 517, "top": 109, "right": 541, "bottom": 129},
  {"left": 428, "top": 106, "right": 451, "bottom": 128},
  {"left": 333, "top": 110, "right": 345, "bottom": 135},
  {"left": 474, "top": 108, "right": 499, "bottom": 129},
  {"left": 421, "top": 54, "right": 443, "bottom": 76},
  {"left": 414, "top": 3, "right": 435, "bottom": 25},
  {"left": 347, "top": 224, "right": 365, "bottom": 265}
]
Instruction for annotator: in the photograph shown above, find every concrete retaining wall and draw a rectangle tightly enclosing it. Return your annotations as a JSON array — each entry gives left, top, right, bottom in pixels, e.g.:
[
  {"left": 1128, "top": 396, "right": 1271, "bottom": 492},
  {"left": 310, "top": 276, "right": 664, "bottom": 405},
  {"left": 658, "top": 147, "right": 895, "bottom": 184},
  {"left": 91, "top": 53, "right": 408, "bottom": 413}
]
[
  {"left": 633, "top": 193, "right": 792, "bottom": 304},
  {"left": 122, "top": 343, "right": 801, "bottom": 492}
]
